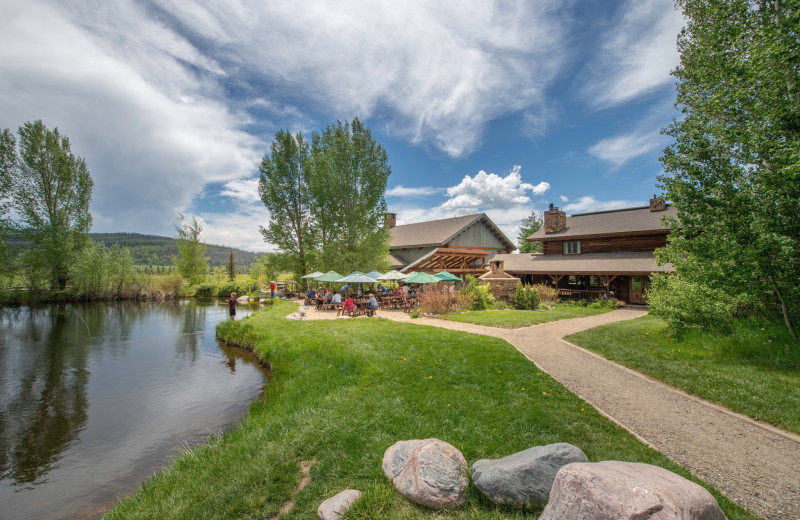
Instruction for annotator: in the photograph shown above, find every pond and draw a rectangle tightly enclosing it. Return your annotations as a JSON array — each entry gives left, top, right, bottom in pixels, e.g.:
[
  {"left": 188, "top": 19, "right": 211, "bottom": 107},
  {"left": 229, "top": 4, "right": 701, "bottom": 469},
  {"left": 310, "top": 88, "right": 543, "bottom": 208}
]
[{"left": 0, "top": 300, "right": 268, "bottom": 520}]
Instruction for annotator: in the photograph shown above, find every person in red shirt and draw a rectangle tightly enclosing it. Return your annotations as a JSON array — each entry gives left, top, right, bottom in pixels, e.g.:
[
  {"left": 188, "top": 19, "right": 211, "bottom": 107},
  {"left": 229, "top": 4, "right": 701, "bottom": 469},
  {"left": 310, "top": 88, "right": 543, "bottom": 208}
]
[
  {"left": 270, "top": 281, "right": 276, "bottom": 299},
  {"left": 227, "top": 292, "right": 237, "bottom": 320},
  {"left": 344, "top": 295, "right": 356, "bottom": 316}
]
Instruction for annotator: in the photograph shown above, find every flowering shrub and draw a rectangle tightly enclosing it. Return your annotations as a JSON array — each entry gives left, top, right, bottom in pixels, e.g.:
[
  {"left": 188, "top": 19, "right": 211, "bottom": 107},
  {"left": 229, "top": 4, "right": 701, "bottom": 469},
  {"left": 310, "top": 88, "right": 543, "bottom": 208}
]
[{"left": 418, "top": 284, "right": 471, "bottom": 315}]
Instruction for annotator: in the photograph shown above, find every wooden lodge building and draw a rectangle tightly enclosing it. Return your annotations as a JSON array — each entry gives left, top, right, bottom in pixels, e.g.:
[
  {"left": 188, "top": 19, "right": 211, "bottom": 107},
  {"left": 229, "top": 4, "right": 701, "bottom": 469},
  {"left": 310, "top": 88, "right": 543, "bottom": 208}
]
[
  {"left": 387, "top": 212, "right": 516, "bottom": 275},
  {"left": 493, "top": 196, "right": 677, "bottom": 304}
]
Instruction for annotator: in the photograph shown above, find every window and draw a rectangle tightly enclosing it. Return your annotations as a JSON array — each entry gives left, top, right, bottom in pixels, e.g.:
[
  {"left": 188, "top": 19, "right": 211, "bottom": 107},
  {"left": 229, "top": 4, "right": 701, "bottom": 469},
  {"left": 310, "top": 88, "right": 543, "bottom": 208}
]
[
  {"left": 631, "top": 277, "right": 642, "bottom": 291},
  {"left": 563, "top": 240, "right": 581, "bottom": 255}
]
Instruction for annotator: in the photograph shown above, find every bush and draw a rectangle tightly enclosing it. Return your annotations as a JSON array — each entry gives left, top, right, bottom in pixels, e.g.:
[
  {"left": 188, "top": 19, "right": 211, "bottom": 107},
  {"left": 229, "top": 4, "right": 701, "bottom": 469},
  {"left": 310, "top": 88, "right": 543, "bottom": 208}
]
[
  {"left": 493, "top": 300, "right": 509, "bottom": 310},
  {"left": 513, "top": 283, "right": 540, "bottom": 310},
  {"left": 194, "top": 283, "right": 216, "bottom": 297},
  {"left": 647, "top": 273, "right": 741, "bottom": 335},
  {"left": 459, "top": 275, "right": 495, "bottom": 310},
  {"left": 588, "top": 299, "right": 618, "bottom": 309},
  {"left": 533, "top": 283, "right": 559, "bottom": 303},
  {"left": 217, "top": 281, "right": 240, "bottom": 298},
  {"left": 158, "top": 272, "right": 184, "bottom": 296}
]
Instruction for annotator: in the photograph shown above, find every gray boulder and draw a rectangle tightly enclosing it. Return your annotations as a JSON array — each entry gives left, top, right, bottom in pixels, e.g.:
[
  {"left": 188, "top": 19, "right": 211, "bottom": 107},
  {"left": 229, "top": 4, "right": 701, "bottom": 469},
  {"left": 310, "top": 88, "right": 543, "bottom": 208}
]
[
  {"left": 540, "top": 461, "right": 727, "bottom": 520},
  {"left": 317, "top": 489, "right": 362, "bottom": 520},
  {"left": 382, "top": 438, "right": 468, "bottom": 508},
  {"left": 471, "top": 442, "right": 588, "bottom": 507}
]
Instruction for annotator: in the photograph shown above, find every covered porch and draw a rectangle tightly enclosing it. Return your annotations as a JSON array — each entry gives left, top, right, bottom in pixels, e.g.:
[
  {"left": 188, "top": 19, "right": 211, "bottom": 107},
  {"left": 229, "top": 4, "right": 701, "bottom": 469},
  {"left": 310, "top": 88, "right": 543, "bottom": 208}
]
[{"left": 400, "top": 246, "right": 490, "bottom": 275}]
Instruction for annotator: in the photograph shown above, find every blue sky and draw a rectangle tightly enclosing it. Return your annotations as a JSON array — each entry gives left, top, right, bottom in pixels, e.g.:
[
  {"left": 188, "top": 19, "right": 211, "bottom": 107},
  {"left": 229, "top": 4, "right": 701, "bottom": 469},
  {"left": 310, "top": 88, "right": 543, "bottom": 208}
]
[{"left": 0, "top": 0, "right": 684, "bottom": 251}]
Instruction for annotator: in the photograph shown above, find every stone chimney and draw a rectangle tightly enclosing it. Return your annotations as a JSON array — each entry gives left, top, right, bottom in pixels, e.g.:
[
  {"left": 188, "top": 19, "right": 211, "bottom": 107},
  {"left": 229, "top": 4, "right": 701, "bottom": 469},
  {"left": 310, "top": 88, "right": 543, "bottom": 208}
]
[
  {"left": 490, "top": 259, "right": 505, "bottom": 276},
  {"left": 385, "top": 212, "right": 397, "bottom": 228},
  {"left": 649, "top": 195, "right": 666, "bottom": 212},
  {"left": 544, "top": 203, "right": 566, "bottom": 233}
]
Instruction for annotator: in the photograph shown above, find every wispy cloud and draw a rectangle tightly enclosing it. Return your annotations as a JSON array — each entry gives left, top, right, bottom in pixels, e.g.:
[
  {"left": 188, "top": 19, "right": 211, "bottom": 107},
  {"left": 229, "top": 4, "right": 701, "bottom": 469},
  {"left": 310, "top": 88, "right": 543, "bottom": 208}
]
[
  {"left": 582, "top": 0, "right": 684, "bottom": 108},
  {"left": 386, "top": 185, "right": 442, "bottom": 197},
  {"left": 588, "top": 131, "right": 663, "bottom": 169}
]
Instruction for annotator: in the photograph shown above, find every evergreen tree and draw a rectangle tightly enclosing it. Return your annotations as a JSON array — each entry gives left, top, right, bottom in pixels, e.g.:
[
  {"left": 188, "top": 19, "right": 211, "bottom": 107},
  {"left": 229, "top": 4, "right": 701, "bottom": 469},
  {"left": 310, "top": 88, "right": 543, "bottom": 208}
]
[
  {"left": 227, "top": 249, "right": 235, "bottom": 282},
  {"left": 517, "top": 210, "right": 543, "bottom": 253}
]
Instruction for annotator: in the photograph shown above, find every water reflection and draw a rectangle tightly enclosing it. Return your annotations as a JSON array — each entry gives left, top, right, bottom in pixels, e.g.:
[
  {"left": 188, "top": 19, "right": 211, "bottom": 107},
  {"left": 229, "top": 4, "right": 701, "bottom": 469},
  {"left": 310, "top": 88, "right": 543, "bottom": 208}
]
[{"left": 0, "top": 300, "right": 266, "bottom": 520}]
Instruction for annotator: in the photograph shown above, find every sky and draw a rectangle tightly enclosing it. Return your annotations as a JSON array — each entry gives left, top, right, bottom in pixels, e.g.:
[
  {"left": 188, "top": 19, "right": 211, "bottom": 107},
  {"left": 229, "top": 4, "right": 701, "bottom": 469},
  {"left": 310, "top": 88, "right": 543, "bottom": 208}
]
[{"left": 0, "top": 0, "right": 685, "bottom": 252}]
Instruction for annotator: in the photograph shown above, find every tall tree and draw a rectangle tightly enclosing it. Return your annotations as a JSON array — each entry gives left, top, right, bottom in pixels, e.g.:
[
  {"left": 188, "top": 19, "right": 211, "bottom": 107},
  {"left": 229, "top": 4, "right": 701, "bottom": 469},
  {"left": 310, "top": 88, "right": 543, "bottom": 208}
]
[
  {"left": 517, "top": 210, "right": 543, "bottom": 253},
  {"left": 227, "top": 249, "right": 235, "bottom": 281},
  {"left": 0, "top": 129, "right": 15, "bottom": 272},
  {"left": 657, "top": 0, "right": 800, "bottom": 340},
  {"left": 309, "top": 118, "right": 391, "bottom": 273},
  {"left": 258, "top": 130, "right": 316, "bottom": 280},
  {"left": 172, "top": 214, "right": 209, "bottom": 285},
  {"left": 6, "top": 120, "right": 93, "bottom": 290}
]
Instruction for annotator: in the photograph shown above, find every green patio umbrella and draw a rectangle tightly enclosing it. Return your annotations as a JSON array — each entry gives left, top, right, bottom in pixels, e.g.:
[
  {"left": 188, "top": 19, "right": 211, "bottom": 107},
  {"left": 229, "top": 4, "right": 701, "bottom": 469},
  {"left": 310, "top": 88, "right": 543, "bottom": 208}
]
[
  {"left": 434, "top": 270, "right": 461, "bottom": 282},
  {"left": 402, "top": 272, "right": 441, "bottom": 284},
  {"left": 301, "top": 271, "right": 323, "bottom": 279},
  {"left": 315, "top": 270, "right": 344, "bottom": 282}
]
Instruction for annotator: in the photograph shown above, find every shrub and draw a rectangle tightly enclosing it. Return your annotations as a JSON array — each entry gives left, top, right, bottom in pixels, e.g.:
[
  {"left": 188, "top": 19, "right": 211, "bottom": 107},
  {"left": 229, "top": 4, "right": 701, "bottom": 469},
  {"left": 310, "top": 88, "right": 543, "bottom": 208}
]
[
  {"left": 158, "top": 272, "right": 184, "bottom": 296},
  {"left": 493, "top": 300, "right": 509, "bottom": 310},
  {"left": 647, "top": 273, "right": 741, "bottom": 335},
  {"left": 418, "top": 285, "right": 473, "bottom": 315},
  {"left": 588, "top": 299, "right": 618, "bottom": 309},
  {"left": 513, "top": 283, "right": 541, "bottom": 310},
  {"left": 194, "top": 283, "right": 216, "bottom": 297},
  {"left": 459, "top": 275, "right": 495, "bottom": 310},
  {"left": 533, "top": 283, "right": 559, "bottom": 303},
  {"left": 217, "top": 281, "right": 239, "bottom": 298}
]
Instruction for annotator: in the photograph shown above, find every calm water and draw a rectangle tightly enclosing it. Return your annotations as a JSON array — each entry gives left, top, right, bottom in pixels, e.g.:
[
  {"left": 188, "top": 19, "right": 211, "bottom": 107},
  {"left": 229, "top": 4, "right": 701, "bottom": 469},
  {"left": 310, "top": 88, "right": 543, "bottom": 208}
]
[{"left": 0, "top": 300, "right": 268, "bottom": 520}]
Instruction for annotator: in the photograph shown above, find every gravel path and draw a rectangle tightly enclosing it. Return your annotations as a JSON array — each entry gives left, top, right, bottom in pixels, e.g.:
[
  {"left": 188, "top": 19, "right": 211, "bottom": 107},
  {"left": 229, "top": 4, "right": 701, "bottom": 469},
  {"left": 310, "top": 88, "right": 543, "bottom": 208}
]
[{"left": 302, "top": 306, "right": 800, "bottom": 519}]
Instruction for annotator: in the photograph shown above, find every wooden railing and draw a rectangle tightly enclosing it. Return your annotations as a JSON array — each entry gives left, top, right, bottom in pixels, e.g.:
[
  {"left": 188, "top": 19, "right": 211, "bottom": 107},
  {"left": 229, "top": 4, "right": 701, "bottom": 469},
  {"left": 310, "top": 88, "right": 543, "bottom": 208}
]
[{"left": 557, "top": 289, "right": 607, "bottom": 301}]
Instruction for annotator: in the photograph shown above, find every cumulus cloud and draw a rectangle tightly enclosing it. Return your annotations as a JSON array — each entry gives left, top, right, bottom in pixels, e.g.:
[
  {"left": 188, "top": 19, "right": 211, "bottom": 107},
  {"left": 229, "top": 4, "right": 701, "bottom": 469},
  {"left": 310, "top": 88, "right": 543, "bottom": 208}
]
[
  {"left": 195, "top": 203, "right": 272, "bottom": 252},
  {"left": 588, "top": 132, "right": 663, "bottom": 169},
  {"left": 582, "top": 0, "right": 684, "bottom": 107},
  {"left": 560, "top": 195, "right": 569, "bottom": 202},
  {"left": 386, "top": 186, "right": 443, "bottom": 197},
  {"left": 563, "top": 196, "right": 645, "bottom": 214},
  {"left": 442, "top": 166, "right": 549, "bottom": 211}
]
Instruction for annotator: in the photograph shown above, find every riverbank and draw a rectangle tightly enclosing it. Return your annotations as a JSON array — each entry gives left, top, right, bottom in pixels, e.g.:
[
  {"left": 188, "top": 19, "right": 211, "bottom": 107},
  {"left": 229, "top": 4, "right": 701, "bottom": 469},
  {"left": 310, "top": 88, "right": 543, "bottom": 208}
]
[{"left": 105, "top": 301, "right": 757, "bottom": 519}]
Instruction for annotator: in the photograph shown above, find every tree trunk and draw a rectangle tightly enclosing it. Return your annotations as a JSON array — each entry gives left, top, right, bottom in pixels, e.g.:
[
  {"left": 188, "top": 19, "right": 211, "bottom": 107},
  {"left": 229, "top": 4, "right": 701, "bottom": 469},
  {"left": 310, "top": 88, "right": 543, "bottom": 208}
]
[{"left": 769, "top": 275, "right": 798, "bottom": 343}]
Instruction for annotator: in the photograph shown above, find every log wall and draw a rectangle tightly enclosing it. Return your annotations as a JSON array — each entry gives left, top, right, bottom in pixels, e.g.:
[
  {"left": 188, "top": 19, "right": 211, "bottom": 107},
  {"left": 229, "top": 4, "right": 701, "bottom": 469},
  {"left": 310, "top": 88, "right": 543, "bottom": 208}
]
[{"left": 542, "top": 234, "right": 667, "bottom": 255}]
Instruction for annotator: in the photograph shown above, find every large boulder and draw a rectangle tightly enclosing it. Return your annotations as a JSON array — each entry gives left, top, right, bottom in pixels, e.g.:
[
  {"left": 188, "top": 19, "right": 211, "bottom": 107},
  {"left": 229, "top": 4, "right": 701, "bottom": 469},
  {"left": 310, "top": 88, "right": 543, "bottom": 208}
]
[
  {"left": 540, "top": 461, "right": 727, "bottom": 520},
  {"left": 471, "top": 442, "right": 588, "bottom": 507},
  {"left": 382, "top": 439, "right": 469, "bottom": 508},
  {"left": 317, "top": 489, "right": 362, "bottom": 520}
]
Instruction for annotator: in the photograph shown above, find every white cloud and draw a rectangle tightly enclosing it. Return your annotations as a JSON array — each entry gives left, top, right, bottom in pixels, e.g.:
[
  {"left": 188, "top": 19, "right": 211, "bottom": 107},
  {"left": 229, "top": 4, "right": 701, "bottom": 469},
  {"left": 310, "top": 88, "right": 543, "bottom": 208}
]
[
  {"left": 563, "top": 196, "right": 645, "bottom": 214},
  {"left": 0, "top": 1, "right": 262, "bottom": 238},
  {"left": 583, "top": 0, "right": 684, "bottom": 107},
  {"left": 588, "top": 132, "right": 663, "bottom": 169},
  {"left": 442, "top": 165, "right": 549, "bottom": 211},
  {"left": 195, "top": 203, "right": 272, "bottom": 252},
  {"left": 220, "top": 178, "right": 261, "bottom": 204},
  {"left": 560, "top": 195, "right": 569, "bottom": 202},
  {"left": 152, "top": 0, "right": 571, "bottom": 157},
  {"left": 386, "top": 186, "right": 442, "bottom": 197}
]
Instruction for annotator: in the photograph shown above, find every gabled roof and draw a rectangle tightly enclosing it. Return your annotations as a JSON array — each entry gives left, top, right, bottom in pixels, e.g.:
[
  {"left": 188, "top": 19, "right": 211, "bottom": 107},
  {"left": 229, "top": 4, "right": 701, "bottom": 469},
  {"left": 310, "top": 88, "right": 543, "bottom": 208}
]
[
  {"left": 390, "top": 213, "right": 515, "bottom": 250},
  {"left": 528, "top": 205, "right": 678, "bottom": 241},
  {"left": 493, "top": 252, "right": 674, "bottom": 275}
]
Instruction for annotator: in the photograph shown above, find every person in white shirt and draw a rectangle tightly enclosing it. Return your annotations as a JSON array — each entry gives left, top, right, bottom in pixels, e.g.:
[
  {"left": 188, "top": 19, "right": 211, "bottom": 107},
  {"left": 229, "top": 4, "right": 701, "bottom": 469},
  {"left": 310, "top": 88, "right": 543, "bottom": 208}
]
[{"left": 331, "top": 292, "right": 342, "bottom": 303}]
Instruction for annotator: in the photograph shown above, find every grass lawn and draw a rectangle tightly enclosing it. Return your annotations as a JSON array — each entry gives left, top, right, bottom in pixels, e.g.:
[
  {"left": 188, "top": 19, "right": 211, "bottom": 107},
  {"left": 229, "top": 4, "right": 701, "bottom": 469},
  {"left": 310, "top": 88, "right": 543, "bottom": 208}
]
[
  {"left": 567, "top": 315, "right": 800, "bottom": 435},
  {"left": 440, "top": 304, "right": 613, "bottom": 328},
  {"left": 107, "top": 301, "right": 757, "bottom": 520}
]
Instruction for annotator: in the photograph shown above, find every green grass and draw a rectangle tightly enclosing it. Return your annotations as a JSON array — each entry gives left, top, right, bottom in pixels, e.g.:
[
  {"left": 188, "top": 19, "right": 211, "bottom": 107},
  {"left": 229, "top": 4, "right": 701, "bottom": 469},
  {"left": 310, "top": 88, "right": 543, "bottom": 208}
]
[
  {"left": 106, "top": 301, "right": 757, "bottom": 520},
  {"left": 440, "top": 304, "right": 613, "bottom": 328},
  {"left": 568, "top": 315, "right": 800, "bottom": 435}
]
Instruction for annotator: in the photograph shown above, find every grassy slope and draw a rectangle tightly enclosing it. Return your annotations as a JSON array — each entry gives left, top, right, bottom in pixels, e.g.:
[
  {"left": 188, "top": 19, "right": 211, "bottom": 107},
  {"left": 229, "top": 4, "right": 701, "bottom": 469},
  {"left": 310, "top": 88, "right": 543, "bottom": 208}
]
[
  {"left": 441, "top": 305, "right": 611, "bottom": 328},
  {"left": 568, "top": 315, "right": 800, "bottom": 435},
  {"left": 107, "top": 302, "right": 757, "bottom": 520}
]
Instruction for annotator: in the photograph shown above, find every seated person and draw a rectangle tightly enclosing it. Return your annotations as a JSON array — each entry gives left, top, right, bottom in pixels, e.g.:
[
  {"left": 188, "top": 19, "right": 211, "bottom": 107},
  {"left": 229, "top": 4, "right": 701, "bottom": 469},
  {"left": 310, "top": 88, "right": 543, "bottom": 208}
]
[
  {"left": 395, "top": 287, "right": 403, "bottom": 297},
  {"left": 344, "top": 295, "right": 356, "bottom": 316},
  {"left": 357, "top": 287, "right": 363, "bottom": 297},
  {"left": 341, "top": 284, "right": 350, "bottom": 295},
  {"left": 307, "top": 288, "right": 316, "bottom": 305},
  {"left": 331, "top": 292, "right": 342, "bottom": 304},
  {"left": 366, "top": 292, "right": 379, "bottom": 315}
]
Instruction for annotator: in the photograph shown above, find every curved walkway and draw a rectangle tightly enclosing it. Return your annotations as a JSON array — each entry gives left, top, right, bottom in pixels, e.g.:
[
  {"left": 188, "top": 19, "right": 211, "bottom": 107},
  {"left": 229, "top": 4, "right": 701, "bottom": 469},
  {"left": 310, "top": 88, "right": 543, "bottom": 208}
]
[{"left": 305, "top": 306, "right": 800, "bottom": 519}]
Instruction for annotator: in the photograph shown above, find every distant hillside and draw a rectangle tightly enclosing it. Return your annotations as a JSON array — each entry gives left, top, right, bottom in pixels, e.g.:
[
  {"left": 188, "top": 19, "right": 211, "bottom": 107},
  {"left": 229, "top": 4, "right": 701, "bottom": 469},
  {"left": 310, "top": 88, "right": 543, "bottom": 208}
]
[{"left": 90, "top": 232, "right": 264, "bottom": 267}]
